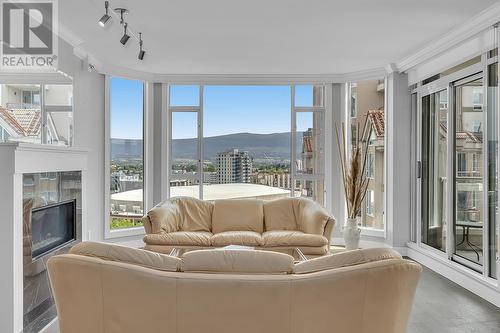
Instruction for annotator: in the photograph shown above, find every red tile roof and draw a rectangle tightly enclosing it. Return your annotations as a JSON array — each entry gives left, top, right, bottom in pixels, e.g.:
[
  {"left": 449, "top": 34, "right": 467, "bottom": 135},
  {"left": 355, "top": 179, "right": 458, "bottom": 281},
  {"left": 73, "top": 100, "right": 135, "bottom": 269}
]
[
  {"left": 0, "top": 106, "right": 41, "bottom": 137},
  {"left": 368, "top": 109, "right": 384, "bottom": 138}
]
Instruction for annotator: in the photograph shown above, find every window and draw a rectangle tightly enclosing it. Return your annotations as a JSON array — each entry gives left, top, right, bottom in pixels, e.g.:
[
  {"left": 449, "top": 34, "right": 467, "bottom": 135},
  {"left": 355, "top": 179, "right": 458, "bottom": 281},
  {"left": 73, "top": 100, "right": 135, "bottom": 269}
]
[
  {"left": 349, "top": 79, "right": 385, "bottom": 229},
  {"left": 457, "top": 153, "right": 467, "bottom": 174},
  {"left": 168, "top": 85, "right": 326, "bottom": 205},
  {"left": 366, "top": 153, "right": 375, "bottom": 178},
  {"left": 108, "top": 77, "right": 145, "bottom": 230},
  {"left": 350, "top": 83, "right": 357, "bottom": 117},
  {"left": 293, "top": 85, "right": 326, "bottom": 204},
  {"left": 421, "top": 89, "right": 448, "bottom": 252},
  {"left": 472, "top": 153, "right": 479, "bottom": 173},
  {"left": 487, "top": 61, "right": 498, "bottom": 278},
  {"left": 0, "top": 83, "right": 73, "bottom": 145},
  {"left": 365, "top": 190, "right": 374, "bottom": 216}
]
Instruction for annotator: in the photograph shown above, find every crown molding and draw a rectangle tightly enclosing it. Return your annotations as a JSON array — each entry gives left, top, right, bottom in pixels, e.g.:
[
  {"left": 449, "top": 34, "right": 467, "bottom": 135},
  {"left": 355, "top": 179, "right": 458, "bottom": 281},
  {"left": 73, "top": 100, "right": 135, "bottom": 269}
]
[{"left": 396, "top": 2, "right": 500, "bottom": 72}]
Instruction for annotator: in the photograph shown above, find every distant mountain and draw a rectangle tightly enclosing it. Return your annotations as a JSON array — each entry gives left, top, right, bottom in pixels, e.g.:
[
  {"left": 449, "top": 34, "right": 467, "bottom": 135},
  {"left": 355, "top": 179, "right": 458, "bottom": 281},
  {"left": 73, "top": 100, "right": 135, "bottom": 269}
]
[
  {"left": 110, "top": 138, "right": 143, "bottom": 160},
  {"left": 111, "top": 132, "right": 303, "bottom": 161}
]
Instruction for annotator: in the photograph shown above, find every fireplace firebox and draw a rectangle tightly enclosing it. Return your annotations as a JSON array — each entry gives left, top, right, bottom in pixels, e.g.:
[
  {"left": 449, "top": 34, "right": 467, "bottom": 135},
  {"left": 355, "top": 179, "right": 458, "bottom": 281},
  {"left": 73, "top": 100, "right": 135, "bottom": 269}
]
[{"left": 31, "top": 200, "right": 76, "bottom": 259}]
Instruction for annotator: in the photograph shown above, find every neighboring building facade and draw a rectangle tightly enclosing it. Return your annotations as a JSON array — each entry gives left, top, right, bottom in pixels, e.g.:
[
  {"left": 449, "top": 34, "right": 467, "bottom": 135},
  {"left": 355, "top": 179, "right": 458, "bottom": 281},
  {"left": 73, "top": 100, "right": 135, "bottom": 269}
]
[
  {"left": 216, "top": 149, "right": 252, "bottom": 183},
  {"left": 252, "top": 172, "right": 291, "bottom": 190}
]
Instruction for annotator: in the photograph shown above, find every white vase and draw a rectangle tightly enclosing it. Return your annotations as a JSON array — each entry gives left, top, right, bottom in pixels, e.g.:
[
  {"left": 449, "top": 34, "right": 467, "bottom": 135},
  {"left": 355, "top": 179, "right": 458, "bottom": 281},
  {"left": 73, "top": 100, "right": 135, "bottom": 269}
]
[{"left": 343, "top": 218, "right": 361, "bottom": 250}]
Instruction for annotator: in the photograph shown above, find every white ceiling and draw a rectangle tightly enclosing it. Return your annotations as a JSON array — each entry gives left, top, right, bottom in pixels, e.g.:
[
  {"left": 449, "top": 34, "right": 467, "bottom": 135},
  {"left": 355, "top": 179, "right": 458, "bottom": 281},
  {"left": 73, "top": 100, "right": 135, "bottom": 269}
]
[{"left": 59, "top": 0, "right": 498, "bottom": 75}]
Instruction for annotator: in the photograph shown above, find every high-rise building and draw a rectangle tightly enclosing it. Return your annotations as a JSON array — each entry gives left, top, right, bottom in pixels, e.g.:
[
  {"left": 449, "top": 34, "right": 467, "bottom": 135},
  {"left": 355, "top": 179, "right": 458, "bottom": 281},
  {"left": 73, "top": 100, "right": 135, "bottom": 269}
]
[{"left": 216, "top": 149, "right": 252, "bottom": 183}]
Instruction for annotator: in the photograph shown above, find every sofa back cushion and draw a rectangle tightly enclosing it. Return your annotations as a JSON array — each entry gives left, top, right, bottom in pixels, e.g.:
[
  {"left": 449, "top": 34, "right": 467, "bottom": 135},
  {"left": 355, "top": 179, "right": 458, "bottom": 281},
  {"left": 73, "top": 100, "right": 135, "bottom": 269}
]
[
  {"left": 70, "top": 241, "right": 182, "bottom": 272},
  {"left": 176, "top": 197, "right": 213, "bottom": 232},
  {"left": 181, "top": 248, "right": 294, "bottom": 274},
  {"left": 294, "top": 248, "right": 402, "bottom": 274},
  {"left": 212, "top": 199, "right": 264, "bottom": 234},
  {"left": 263, "top": 198, "right": 298, "bottom": 231}
]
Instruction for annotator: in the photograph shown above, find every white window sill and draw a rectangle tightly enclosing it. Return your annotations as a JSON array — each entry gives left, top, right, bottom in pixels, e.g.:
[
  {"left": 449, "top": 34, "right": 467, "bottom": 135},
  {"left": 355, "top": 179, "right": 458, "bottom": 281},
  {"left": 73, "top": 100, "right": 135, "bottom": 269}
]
[
  {"left": 359, "top": 226, "right": 385, "bottom": 238},
  {"left": 105, "top": 226, "right": 145, "bottom": 239}
]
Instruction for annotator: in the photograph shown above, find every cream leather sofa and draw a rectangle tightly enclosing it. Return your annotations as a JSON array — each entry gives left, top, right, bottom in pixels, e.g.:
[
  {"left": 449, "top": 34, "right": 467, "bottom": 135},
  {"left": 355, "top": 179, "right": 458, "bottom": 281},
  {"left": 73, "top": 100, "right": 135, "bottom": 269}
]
[
  {"left": 48, "top": 242, "right": 422, "bottom": 333},
  {"left": 142, "top": 197, "right": 336, "bottom": 257}
]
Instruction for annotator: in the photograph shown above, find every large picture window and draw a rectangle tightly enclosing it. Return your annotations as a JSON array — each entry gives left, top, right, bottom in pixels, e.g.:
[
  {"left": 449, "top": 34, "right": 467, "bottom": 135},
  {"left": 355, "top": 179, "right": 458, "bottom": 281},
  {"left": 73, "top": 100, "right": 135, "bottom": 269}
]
[
  {"left": 108, "top": 77, "right": 145, "bottom": 230},
  {"left": 168, "top": 85, "right": 326, "bottom": 205}
]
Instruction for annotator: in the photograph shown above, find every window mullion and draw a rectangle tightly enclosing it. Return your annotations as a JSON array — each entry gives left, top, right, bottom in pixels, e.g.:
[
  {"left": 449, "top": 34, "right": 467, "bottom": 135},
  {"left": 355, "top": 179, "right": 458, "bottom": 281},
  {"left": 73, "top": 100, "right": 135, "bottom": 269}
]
[
  {"left": 198, "top": 85, "right": 204, "bottom": 200},
  {"left": 291, "top": 85, "right": 296, "bottom": 197}
]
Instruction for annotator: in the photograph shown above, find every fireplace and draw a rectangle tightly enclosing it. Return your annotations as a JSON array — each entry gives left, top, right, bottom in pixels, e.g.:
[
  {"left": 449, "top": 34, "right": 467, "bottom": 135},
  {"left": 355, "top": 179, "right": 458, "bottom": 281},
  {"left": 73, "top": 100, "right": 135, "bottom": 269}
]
[
  {"left": 31, "top": 200, "right": 76, "bottom": 259},
  {"left": 22, "top": 170, "right": 82, "bottom": 332}
]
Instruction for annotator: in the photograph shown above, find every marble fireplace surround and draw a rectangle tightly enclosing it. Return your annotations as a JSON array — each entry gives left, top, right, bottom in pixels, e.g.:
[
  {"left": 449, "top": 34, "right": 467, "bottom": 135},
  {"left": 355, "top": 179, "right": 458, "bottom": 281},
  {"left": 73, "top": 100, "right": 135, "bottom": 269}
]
[{"left": 0, "top": 143, "right": 88, "bottom": 333}]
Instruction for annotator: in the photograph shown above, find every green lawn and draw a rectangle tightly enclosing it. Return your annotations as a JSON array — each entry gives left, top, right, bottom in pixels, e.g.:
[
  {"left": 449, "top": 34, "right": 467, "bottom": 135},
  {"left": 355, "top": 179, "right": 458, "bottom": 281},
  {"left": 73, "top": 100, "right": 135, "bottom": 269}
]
[{"left": 110, "top": 216, "right": 144, "bottom": 230}]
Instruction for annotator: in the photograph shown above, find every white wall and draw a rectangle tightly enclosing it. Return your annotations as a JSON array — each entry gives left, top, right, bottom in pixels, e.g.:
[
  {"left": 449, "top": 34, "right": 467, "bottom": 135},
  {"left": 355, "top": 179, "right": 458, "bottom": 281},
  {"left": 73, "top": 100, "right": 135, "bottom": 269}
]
[{"left": 58, "top": 40, "right": 106, "bottom": 241}]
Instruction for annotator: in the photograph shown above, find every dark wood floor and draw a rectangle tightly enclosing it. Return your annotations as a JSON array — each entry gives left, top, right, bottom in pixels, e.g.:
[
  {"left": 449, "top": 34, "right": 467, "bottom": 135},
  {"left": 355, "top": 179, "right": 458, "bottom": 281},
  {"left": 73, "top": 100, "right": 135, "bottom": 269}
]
[{"left": 408, "top": 266, "right": 500, "bottom": 333}]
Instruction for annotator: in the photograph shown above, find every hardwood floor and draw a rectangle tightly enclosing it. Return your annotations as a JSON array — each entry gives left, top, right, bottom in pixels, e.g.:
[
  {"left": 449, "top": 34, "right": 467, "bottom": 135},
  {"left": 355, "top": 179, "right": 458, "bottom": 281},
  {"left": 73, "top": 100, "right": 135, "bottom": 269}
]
[{"left": 408, "top": 266, "right": 500, "bottom": 333}]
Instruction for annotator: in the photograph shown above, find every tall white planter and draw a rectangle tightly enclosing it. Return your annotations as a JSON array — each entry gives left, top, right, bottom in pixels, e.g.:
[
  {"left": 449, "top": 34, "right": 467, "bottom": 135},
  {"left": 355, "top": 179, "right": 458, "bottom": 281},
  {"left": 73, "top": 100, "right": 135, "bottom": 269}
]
[{"left": 343, "top": 218, "right": 361, "bottom": 250}]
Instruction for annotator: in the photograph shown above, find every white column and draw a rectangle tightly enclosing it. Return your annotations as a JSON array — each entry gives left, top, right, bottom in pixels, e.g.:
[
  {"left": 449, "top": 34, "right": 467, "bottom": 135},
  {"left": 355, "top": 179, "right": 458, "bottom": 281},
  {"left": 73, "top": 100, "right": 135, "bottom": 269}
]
[
  {"left": 328, "top": 83, "right": 345, "bottom": 238},
  {"left": 385, "top": 66, "right": 412, "bottom": 249}
]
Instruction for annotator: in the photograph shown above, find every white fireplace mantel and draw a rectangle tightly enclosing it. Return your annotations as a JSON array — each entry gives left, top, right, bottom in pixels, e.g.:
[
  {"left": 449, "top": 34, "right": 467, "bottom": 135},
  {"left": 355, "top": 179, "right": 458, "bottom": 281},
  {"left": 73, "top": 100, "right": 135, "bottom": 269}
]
[{"left": 0, "top": 142, "right": 89, "bottom": 333}]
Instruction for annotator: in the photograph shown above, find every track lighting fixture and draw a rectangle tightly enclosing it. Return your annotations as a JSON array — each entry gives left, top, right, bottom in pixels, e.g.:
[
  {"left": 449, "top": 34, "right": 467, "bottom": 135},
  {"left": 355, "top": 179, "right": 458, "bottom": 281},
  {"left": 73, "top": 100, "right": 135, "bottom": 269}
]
[
  {"left": 138, "top": 33, "right": 145, "bottom": 60},
  {"left": 98, "top": 1, "right": 111, "bottom": 27},
  {"left": 120, "top": 23, "right": 130, "bottom": 45},
  {"left": 98, "top": 4, "right": 149, "bottom": 60},
  {"left": 114, "top": 7, "right": 128, "bottom": 25}
]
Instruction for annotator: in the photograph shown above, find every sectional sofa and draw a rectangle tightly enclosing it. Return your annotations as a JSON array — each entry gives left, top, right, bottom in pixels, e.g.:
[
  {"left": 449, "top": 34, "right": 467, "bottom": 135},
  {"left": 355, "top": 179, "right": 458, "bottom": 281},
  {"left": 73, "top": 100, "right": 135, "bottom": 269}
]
[
  {"left": 47, "top": 242, "right": 422, "bottom": 333},
  {"left": 142, "top": 197, "right": 336, "bottom": 257}
]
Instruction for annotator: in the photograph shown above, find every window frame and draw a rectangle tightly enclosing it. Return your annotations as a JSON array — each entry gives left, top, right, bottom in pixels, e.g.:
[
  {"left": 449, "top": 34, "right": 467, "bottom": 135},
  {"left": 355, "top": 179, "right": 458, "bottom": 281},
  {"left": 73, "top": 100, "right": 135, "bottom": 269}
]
[
  {"left": 0, "top": 81, "right": 74, "bottom": 145},
  {"left": 412, "top": 52, "right": 498, "bottom": 281},
  {"left": 346, "top": 79, "right": 387, "bottom": 236},
  {"left": 104, "top": 75, "right": 150, "bottom": 239}
]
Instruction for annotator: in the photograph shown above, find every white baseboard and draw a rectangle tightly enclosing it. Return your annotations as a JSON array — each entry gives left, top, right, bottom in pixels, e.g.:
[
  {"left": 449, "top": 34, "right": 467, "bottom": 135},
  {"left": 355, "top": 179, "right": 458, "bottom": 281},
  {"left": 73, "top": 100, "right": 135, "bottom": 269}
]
[
  {"left": 39, "top": 317, "right": 58, "bottom": 333},
  {"left": 407, "top": 243, "right": 500, "bottom": 308}
]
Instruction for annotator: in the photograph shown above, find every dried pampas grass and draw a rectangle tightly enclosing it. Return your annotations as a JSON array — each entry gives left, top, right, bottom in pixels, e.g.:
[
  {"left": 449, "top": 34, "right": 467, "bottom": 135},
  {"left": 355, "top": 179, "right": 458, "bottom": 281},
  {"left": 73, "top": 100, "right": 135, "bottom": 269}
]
[{"left": 335, "top": 114, "right": 373, "bottom": 219}]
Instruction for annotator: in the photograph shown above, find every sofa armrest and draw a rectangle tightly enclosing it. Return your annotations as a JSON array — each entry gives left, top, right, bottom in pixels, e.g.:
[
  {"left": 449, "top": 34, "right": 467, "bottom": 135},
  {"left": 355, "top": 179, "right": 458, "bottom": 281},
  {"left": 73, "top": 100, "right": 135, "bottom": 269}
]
[
  {"left": 146, "top": 201, "right": 182, "bottom": 234},
  {"left": 294, "top": 248, "right": 402, "bottom": 274},
  {"left": 322, "top": 217, "right": 336, "bottom": 243},
  {"left": 143, "top": 215, "right": 153, "bottom": 234},
  {"left": 69, "top": 241, "right": 182, "bottom": 272}
]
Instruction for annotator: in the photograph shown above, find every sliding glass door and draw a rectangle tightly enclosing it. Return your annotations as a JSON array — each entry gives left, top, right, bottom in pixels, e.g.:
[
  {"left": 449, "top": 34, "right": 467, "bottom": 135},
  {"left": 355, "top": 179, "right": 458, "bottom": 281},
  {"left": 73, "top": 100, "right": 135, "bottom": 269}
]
[
  {"left": 418, "top": 61, "right": 499, "bottom": 277},
  {"left": 452, "top": 76, "right": 485, "bottom": 270},
  {"left": 421, "top": 90, "right": 448, "bottom": 252}
]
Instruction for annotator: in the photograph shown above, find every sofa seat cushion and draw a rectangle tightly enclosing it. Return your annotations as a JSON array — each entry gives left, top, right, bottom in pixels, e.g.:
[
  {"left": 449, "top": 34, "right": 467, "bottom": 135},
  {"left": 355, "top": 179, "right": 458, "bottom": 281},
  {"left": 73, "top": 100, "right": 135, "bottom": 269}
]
[
  {"left": 70, "top": 242, "right": 182, "bottom": 272},
  {"left": 262, "top": 230, "right": 328, "bottom": 247},
  {"left": 211, "top": 231, "right": 263, "bottom": 247},
  {"left": 212, "top": 199, "right": 264, "bottom": 234},
  {"left": 181, "top": 248, "right": 294, "bottom": 274},
  {"left": 143, "top": 231, "right": 213, "bottom": 247}
]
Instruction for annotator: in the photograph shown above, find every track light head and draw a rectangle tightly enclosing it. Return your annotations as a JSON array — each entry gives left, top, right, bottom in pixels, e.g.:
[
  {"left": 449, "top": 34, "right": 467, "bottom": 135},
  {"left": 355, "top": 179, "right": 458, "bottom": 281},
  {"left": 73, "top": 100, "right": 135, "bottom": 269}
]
[
  {"left": 138, "top": 32, "right": 145, "bottom": 60},
  {"left": 138, "top": 49, "right": 146, "bottom": 60},
  {"left": 120, "top": 23, "right": 130, "bottom": 45},
  {"left": 98, "top": 1, "right": 111, "bottom": 27},
  {"left": 98, "top": 14, "right": 111, "bottom": 27}
]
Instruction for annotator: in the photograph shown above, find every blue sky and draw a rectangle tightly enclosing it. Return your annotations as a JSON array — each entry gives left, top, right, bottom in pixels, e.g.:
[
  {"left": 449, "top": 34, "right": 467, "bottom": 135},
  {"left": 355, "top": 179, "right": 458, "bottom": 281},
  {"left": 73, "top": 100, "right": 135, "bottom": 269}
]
[{"left": 110, "top": 77, "right": 315, "bottom": 139}]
